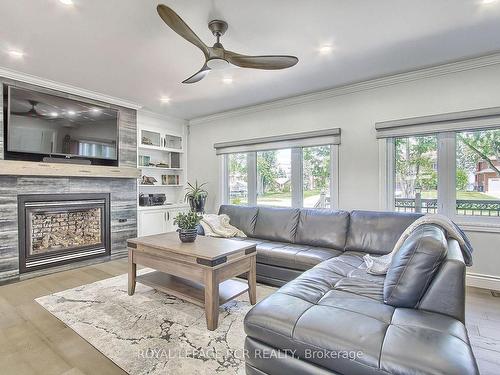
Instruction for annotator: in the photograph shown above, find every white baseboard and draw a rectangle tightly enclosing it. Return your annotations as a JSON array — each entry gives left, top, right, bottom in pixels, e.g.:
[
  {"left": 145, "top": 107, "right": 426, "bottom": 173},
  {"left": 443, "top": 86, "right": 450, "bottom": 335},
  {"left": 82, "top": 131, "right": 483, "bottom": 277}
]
[{"left": 466, "top": 272, "right": 500, "bottom": 291}]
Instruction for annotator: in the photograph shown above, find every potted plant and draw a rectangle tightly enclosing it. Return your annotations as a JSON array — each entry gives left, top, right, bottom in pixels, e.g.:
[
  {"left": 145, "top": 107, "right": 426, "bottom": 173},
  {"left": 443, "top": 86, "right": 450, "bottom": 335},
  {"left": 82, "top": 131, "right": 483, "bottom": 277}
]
[
  {"left": 184, "top": 180, "right": 208, "bottom": 213},
  {"left": 173, "top": 211, "right": 202, "bottom": 243}
]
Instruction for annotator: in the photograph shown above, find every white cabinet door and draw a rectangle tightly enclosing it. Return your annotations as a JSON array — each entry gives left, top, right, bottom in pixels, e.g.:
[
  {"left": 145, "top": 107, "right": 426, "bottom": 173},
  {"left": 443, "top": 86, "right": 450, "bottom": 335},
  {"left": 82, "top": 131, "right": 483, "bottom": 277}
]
[
  {"left": 138, "top": 210, "right": 167, "bottom": 236},
  {"left": 165, "top": 208, "right": 190, "bottom": 232}
]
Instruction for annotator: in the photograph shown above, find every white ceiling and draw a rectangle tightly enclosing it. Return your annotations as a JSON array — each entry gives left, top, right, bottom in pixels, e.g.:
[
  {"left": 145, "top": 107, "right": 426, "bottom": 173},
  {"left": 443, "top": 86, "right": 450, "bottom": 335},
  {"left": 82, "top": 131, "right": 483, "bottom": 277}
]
[{"left": 1, "top": 0, "right": 500, "bottom": 120}]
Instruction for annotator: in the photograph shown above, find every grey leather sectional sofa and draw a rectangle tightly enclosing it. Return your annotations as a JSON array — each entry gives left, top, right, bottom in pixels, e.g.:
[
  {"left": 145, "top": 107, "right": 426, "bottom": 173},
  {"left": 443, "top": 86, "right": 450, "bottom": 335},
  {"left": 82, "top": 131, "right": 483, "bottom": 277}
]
[{"left": 216, "top": 205, "right": 479, "bottom": 375}]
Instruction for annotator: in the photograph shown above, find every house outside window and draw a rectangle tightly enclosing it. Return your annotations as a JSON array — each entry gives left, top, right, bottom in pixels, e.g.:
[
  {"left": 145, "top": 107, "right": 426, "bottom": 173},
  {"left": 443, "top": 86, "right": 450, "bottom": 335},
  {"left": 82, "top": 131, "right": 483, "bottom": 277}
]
[{"left": 455, "top": 129, "right": 500, "bottom": 217}]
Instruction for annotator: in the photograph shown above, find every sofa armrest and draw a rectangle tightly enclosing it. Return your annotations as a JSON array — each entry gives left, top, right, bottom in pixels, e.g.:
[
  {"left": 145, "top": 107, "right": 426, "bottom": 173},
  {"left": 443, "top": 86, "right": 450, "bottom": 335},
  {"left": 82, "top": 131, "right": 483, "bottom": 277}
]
[
  {"left": 196, "top": 224, "right": 205, "bottom": 236},
  {"left": 418, "top": 238, "right": 466, "bottom": 323}
]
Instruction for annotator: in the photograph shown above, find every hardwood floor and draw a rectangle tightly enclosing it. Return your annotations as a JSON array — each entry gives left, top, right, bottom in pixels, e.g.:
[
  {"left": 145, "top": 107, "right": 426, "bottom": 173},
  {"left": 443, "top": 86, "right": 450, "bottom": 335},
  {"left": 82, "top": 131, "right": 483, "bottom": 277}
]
[
  {"left": 0, "top": 259, "right": 499, "bottom": 374},
  {"left": 466, "top": 286, "right": 500, "bottom": 374}
]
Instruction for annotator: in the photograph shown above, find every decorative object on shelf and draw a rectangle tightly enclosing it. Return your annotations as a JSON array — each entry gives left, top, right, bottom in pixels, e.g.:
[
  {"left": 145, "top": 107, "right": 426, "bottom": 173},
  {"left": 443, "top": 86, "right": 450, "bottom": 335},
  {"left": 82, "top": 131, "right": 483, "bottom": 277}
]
[
  {"left": 155, "top": 162, "right": 170, "bottom": 168},
  {"left": 139, "top": 194, "right": 151, "bottom": 206},
  {"left": 141, "top": 175, "right": 157, "bottom": 185},
  {"left": 184, "top": 180, "right": 208, "bottom": 213},
  {"left": 150, "top": 194, "right": 166, "bottom": 206},
  {"left": 139, "top": 193, "right": 166, "bottom": 206},
  {"left": 138, "top": 155, "right": 151, "bottom": 167},
  {"left": 173, "top": 211, "right": 201, "bottom": 242},
  {"left": 162, "top": 174, "right": 179, "bottom": 185},
  {"left": 171, "top": 153, "right": 181, "bottom": 168},
  {"left": 141, "top": 130, "right": 161, "bottom": 147}
]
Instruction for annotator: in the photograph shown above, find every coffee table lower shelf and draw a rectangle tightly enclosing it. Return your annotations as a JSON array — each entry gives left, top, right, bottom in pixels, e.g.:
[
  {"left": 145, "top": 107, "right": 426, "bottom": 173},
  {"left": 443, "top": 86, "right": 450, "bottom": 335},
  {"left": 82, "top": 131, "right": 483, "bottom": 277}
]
[{"left": 137, "top": 271, "right": 249, "bottom": 308}]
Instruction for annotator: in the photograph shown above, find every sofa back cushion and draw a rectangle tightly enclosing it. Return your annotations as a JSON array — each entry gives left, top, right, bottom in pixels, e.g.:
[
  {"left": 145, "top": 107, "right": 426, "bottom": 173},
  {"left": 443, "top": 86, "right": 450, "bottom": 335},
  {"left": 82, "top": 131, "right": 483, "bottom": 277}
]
[
  {"left": 345, "top": 210, "right": 422, "bottom": 254},
  {"left": 384, "top": 224, "right": 448, "bottom": 308},
  {"left": 253, "top": 206, "right": 300, "bottom": 243},
  {"left": 295, "top": 209, "right": 350, "bottom": 250},
  {"left": 218, "top": 205, "right": 258, "bottom": 236}
]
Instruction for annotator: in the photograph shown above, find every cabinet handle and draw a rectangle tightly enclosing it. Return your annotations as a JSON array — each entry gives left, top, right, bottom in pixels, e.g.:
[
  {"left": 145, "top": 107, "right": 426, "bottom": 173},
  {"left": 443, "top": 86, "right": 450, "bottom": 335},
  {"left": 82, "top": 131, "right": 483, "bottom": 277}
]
[{"left": 167, "top": 212, "right": 170, "bottom": 221}]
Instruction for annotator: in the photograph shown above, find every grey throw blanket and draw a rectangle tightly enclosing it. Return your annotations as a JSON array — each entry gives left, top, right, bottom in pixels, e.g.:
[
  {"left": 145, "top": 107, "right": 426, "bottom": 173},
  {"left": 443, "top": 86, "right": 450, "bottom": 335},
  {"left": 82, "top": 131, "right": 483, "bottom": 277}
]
[{"left": 364, "top": 214, "right": 473, "bottom": 275}]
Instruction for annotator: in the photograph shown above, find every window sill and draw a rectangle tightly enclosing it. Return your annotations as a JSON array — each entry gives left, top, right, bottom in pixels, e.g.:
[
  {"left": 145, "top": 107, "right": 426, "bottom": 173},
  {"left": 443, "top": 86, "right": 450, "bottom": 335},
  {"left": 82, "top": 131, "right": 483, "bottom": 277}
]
[{"left": 455, "top": 219, "right": 500, "bottom": 234}]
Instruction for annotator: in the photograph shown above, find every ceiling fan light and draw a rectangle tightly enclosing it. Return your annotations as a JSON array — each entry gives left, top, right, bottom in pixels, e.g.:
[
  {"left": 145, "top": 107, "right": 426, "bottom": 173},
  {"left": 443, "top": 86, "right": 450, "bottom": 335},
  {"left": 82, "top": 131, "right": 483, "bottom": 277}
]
[{"left": 206, "top": 57, "right": 229, "bottom": 70}]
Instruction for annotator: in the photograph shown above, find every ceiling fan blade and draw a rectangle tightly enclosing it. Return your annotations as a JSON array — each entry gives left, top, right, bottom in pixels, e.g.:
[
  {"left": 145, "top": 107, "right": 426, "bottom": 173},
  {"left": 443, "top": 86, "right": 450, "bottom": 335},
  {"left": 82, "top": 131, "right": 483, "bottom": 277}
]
[
  {"left": 225, "top": 51, "right": 298, "bottom": 70},
  {"left": 157, "top": 5, "right": 210, "bottom": 59},
  {"left": 182, "top": 65, "right": 210, "bottom": 84}
]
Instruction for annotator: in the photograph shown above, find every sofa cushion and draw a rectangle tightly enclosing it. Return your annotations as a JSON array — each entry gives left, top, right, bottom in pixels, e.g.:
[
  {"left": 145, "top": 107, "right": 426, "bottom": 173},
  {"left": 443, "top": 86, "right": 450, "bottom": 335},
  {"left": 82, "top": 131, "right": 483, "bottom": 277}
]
[
  {"left": 244, "top": 255, "right": 478, "bottom": 375},
  {"left": 255, "top": 241, "right": 342, "bottom": 271},
  {"left": 384, "top": 224, "right": 448, "bottom": 308},
  {"left": 218, "top": 205, "right": 258, "bottom": 236},
  {"left": 253, "top": 206, "right": 300, "bottom": 243},
  {"left": 345, "top": 210, "right": 422, "bottom": 255},
  {"left": 294, "top": 208, "right": 349, "bottom": 250}
]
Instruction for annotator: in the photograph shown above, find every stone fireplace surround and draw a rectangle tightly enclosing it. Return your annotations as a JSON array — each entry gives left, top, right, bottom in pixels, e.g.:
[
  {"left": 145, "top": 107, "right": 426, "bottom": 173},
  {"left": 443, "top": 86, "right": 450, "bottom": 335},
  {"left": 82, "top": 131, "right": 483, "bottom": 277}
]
[{"left": 0, "top": 77, "right": 139, "bottom": 283}]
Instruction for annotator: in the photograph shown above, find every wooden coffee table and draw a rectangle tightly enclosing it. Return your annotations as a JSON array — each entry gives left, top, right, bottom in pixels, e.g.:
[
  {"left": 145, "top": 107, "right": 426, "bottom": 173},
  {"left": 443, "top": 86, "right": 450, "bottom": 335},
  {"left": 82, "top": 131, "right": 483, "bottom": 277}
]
[{"left": 126, "top": 232, "right": 257, "bottom": 331}]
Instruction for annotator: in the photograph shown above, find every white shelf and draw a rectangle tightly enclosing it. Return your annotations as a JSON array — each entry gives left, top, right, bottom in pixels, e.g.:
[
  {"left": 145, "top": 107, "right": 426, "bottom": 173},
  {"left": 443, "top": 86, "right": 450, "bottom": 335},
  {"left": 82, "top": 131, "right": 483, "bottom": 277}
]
[
  {"left": 138, "top": 203, "right": 189, "bottom": 211},
  {"left": 139, "top": 144, "right": 184, "bottom": 153},
  {"left": 139, "top": 166, "right": 183, "bottom": 172},
  {"left": 139, "top": 184, "right": 183, "bottom": 187}
]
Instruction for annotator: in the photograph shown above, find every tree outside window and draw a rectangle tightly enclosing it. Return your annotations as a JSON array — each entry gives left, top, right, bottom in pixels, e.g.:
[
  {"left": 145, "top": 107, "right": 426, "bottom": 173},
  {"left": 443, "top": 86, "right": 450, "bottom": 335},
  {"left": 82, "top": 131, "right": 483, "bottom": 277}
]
[
  {"left": 256, "top": 149, "right": 291, "bottom": 207},
  {"left": 394, "top": 135, "right": 438, "bottom": 213},
  {"left": 303, "top": 145, "right": 331, "bottom": 208},
  {"left": 228, "top": 153, "right": 248, "bottom": 205}
]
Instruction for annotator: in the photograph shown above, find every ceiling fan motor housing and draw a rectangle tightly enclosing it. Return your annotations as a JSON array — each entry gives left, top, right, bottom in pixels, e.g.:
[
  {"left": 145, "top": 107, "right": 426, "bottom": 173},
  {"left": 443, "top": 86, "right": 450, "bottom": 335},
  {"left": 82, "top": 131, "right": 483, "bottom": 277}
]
[{"left": 208, "top": 20, "right": 228, "bottom": 37}]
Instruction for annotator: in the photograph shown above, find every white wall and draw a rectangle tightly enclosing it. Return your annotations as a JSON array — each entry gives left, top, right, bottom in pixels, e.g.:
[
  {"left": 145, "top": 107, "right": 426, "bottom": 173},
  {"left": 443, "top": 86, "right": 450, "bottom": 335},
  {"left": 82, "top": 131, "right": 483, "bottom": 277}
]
[{"left": 188, "top": 62, "right": 500, "bottom": 288}]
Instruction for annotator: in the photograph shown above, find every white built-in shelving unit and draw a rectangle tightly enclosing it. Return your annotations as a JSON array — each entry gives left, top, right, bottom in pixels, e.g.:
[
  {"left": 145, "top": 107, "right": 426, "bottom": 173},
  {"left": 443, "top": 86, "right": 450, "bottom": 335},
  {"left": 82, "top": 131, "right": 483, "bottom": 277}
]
[{"left": 136, "top": 111, "right": 190, "bottom": 236}]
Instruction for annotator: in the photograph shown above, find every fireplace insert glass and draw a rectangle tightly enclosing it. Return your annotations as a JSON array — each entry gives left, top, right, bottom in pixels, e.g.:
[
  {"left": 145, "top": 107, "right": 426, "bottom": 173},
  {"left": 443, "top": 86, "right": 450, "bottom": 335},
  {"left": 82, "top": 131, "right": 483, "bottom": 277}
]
[{"left": 18, "top": 194, "right": 111, "bottom": 273}]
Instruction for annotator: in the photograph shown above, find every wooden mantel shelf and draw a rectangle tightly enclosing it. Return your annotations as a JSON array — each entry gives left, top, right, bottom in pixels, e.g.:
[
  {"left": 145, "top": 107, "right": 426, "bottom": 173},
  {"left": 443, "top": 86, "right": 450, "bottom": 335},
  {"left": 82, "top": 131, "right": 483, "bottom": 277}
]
[{"left": 0, "top": 160, "right": 141, "bottom": 179}]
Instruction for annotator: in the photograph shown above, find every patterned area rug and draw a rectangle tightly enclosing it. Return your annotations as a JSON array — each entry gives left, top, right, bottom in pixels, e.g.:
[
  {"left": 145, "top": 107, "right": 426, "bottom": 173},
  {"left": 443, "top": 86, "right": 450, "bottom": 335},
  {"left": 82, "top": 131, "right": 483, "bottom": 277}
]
[{"left": 35, "top": 270, "right": 276, "bottom": 375}]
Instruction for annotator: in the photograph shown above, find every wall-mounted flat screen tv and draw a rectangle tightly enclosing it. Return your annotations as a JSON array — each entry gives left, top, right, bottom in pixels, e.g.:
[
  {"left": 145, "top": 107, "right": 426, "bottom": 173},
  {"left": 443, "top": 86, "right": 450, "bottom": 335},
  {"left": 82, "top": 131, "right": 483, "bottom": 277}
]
[{"left": 4, "top": 85, "right": 119, "bottom": 166}]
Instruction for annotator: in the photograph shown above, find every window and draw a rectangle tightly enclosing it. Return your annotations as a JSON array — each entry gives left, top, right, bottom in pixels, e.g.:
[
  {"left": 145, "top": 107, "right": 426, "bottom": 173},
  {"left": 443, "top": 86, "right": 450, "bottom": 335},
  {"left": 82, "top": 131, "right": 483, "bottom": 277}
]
[
  {"left": 228, "top": 153, "right": 248, "bottom": 205},
  {"left": 223, "top": 145, "right": 336, "bottom": 208},
  {"left": 394, "top": 136, "right": 438, "bottom": 213},
  {"left": 383, "top": 124, "right": 500, "bottom": 224},
  {"left": 256, "top": 149, "right": 292, "bottom": 207},
  {"left": 218, "top": 129, "right": 340, "bottom": 209},
  {"left": 456, "top": 129, "right": 500, "bottom": 217},
  {"left": 303, "top": 145, "right": 331, "bottom": 208}
]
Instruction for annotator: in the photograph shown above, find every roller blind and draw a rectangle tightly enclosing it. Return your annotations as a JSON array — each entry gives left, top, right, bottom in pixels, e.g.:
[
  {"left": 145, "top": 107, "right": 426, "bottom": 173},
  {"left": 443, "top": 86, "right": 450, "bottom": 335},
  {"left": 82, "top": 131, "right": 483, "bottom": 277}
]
[
  {"left": 214, "top": 128, "right": 341, "bottom": 155},
  {"left": 375, "top": 106, "right": 500, "bottom": 139}
]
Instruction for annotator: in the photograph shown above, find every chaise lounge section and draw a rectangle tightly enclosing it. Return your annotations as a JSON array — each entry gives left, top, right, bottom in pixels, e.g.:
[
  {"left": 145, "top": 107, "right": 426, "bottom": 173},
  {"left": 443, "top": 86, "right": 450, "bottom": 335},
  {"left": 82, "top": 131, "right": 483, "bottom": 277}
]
[{"left": 216, "top": 205, "right": 478, "bottom": 375}]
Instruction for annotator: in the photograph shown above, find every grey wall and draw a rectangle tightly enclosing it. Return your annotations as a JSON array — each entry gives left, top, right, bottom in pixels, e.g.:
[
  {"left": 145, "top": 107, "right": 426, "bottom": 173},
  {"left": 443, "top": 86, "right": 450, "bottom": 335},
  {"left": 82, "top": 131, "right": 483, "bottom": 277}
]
[
  {"left": 0, "top": 78, "right": 138, "bottom": 282},
  {"left": 188, "top": 62, "right": 500, "bottom": 286}
]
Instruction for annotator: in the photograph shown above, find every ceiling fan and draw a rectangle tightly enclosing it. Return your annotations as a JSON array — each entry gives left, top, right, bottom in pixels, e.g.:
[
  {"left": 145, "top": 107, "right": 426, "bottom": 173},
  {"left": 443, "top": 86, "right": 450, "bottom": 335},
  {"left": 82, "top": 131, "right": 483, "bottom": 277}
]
[
  {"left": 157, "top": 4, "right": 299, "bottom": 84},
  {"left": 11, "top": 100, "right": 52, "bottom": 118}
]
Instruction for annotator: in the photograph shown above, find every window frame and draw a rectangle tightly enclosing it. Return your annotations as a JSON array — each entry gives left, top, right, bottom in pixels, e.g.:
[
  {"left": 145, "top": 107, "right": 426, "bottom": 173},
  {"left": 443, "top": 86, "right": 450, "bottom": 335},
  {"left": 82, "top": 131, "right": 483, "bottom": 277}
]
[
  {"left": 221, "top": 144, "right": 339, "bottom": 209},
  {"left": 380, "top": 132, "right": 500, "bottom": 232}
]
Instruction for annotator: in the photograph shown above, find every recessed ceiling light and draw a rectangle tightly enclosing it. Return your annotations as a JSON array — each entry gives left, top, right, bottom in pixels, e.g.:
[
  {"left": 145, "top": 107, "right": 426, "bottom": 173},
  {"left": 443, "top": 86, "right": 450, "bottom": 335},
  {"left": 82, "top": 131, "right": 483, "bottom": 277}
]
[
  {"left": 59, "top": 0, "right": 74, "bottom": 5},
  {"left": 67, "top": 110, "right": 76, "bottom": 116},
  {"left": 318, "top": 45, "right": 333, "bottom": 55},
  {"left": 8, "top": 50, "right": 24, "bottom": 59},
  {"left": 160, "top": 96, "right": 171, "bottom": 104},
  {"left": 222, "top": 77, "right": 233, "bottom": 84},
  {"left": 50, "top": 112, "right": 58, "bottom": 117},
  {"left": 91, "top": 108, "right": 101, "bottom": 114}
]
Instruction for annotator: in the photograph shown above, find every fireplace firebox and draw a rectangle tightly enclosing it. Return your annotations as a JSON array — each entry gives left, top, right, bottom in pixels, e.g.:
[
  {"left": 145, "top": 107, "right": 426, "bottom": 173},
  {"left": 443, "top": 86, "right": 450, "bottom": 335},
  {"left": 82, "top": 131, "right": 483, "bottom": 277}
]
[{"left": 18, "top": 194, "right": 111, "bottom": 273}]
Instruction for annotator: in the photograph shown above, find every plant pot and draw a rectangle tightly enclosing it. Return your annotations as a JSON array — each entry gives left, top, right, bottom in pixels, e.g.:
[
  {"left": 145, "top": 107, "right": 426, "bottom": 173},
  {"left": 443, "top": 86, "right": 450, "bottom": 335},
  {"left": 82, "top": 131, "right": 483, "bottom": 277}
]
[
  {"left": 177, "top": 228, "right": 198, "bottom": 243},
  {"left": 188, "top": 195, "right": 206, "bottom": 213}
]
